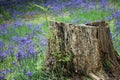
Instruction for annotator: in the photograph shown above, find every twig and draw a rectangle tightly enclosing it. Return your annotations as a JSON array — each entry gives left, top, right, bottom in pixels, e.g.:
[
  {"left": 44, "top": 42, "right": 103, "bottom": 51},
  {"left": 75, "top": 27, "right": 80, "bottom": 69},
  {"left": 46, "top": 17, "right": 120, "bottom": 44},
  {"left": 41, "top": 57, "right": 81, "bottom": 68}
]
[{"left": 89, "top": 72, "right": 103, "bottom": 80}]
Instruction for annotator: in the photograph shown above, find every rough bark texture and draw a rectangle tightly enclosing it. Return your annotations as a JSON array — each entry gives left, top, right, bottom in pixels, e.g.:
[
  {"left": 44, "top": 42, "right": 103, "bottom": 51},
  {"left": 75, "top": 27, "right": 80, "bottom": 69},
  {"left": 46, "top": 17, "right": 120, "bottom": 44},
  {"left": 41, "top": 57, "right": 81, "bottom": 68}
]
[{"left": 46, "top": 21, "right": 120, "bottom": 80}]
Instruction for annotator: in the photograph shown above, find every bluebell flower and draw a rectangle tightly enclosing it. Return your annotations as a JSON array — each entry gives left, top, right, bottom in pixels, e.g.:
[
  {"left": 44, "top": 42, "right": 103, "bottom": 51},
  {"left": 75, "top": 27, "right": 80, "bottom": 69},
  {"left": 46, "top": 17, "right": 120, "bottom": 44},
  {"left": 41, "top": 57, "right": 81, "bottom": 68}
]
[
  {"left": 14, "top": 21, "right": 23, "bottom": 27},
  {"left": 10, "top": 49, "right": 14, "bottom": 53},
  {"left": 40, "top": 39, "right": 47, "bottom": 46},
  {"left": 28, "top": 47, "right": 35, "bottom": 56},
  {"left": 0, "top": 23, "right": 8, "bottom": 27},
  {"left": 111, "top": 10, "right": 120, "bottom": 19},
  {"left": 13, "top": 10, "right": 24, "bottom": 16},
  {"left": 25, "top": 39, "right": 32, "bottom": 44},
  {"left": 40, "top": 50, "right": 43, "bottom": 53},
  {"left": 0, "top": 70, "right": 5, "bottom": 75},
  {"left": 0, "top": 76, "right": 6, "bottom": 80},
  {"left": 101, "top": 0, "right": 108, "bottom": 8},
  {"left": 0, "top": 40, "right": 5, "bottom": 49},
  {"left": 26, "top": 71, "right": 32, "bottom": 77},
  {"left": 0, "top": 51, "right": 7, "bottom": 62},
  {"left": 112, "top": 32, "right": 119, "bottom": 40},
  {"left": 19, "top": 36, "right": 33, "bottom": 45},
  {"left": 29, "top": 11, "right": 37, "bottom": 16},
  {"left": 51, "top": 5, "right": 61, "bottom": 13},
  {"left": 8, "top": 43, "right": 15, "bottom": 55},
  {"left": 33, "top": 23, "right": 43, "bottom": 34},
  {"left": 116, "top": 20, "right": 120, "bottom": 30},
  {"left": 107, "top": 16, "right": 113, "bottom": 21},
  {"left": 20, "top": 37, "right": 27, "bottom": 43},
  {"left": 5, "top": 68, "right": 10, "bottom": 74},
  {"left": 16, "top": 50, "right": 24, "bottom": 61},
  {"left": 110, "top": 32, "right": 113, "bottom": 38},
  {"left": 38, "top": 23, "right": 42, "bottom": 29},
  {"left": 0, "top": 26, "right": 7, "bottom": 35},
  {"left": 0, "top": 70, "right": 6, "bottom": 79},
  {"left": 88, "top": 3, "right": 95, "bottom": 9},
  {"left": 27, "top": 23, "right": 32, "bottom": 27},
  {"left": 11, "top": 36, "right": 19, "bottom": 41},
  {"left": 12, "top": 61, "right": 18, "bottom": 67}
]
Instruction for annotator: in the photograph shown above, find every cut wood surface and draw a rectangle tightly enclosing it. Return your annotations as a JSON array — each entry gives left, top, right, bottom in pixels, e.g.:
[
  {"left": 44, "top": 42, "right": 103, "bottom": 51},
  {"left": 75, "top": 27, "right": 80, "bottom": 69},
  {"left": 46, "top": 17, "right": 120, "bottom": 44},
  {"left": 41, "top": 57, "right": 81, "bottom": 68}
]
[{"left": 46, "top": 21, "right": 120, "bottom": 80}]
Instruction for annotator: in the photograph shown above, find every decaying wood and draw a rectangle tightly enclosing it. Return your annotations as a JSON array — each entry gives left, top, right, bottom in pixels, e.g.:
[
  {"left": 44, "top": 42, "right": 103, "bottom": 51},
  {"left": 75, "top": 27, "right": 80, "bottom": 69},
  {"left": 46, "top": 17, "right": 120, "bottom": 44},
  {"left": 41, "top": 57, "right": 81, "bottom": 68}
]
[
  {"left": 46, "top": 21, "right": 120, "bottom": 80},
  {"left": 89, "top": 73, "right": 103, "bottom": 80}
]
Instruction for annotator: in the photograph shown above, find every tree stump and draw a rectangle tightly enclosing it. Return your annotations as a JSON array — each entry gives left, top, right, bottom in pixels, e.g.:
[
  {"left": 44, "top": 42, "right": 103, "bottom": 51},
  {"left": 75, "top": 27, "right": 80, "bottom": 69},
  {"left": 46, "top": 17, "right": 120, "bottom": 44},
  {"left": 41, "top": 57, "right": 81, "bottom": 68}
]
[{"left": 46, "top": 21, "right": 120, "bottom": 80}]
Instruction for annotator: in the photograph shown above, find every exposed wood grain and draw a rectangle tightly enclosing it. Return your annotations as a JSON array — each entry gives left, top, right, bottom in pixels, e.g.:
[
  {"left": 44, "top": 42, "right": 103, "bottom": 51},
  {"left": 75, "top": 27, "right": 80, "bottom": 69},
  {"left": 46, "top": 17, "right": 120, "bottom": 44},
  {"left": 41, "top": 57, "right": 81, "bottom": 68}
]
[{"left": 46, "top": 21, "right": 120, "bottom": 80}]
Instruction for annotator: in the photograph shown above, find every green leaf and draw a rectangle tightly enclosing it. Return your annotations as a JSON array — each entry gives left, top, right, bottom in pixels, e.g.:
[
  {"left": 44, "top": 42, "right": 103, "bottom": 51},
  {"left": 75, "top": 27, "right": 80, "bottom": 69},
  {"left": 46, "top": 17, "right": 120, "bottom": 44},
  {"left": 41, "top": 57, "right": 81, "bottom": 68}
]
[{"left": 33, "top": 4, "right": 48, "bottom": 12}]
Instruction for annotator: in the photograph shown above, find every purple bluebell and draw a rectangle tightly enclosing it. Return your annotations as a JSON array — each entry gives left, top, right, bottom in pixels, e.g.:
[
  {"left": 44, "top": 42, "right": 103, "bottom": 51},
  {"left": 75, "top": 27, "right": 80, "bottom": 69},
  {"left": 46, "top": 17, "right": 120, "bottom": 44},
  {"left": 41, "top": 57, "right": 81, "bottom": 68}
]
[
  {"left": 112, "top": 32, "right": 119, "bottom": 40},
  {"left": 0, "top": 70, "right": 6, "bottom": 80},
  {"left": 27, "top": 23, "right": 32, "bottom": 27},
  {"left": 101, "top": 0, "right": 108, "bottom": 8},
  {"left": 52, "top": 6, "right": 62, "bottom": 14},
  {"left": 13, "top": 10, "right": 24, "bottom": 16},
  {"left": 110, "top": 32, "right": 113, "bottom": 38},
  {"left": 8, "top": 42, "right": 15, "bottom": 55},
  {"left": 88, "top": 3, "right": 95, "bottom": 9},
  {"left": 28, "top": 47, "right": 35, "bottom": 56},
  {"left": 0, "top": 76, "right": 6, "bottom": 80},
  {"left": 29, "top": 11, "right": 37, "bottom": 16},
  {"left": 25, "top": 39, "right": 32, "bottom": 44},
  {"left": 40, "top": 50, "right": 43, "bottom": 53},
  {"left": 20, "top": 37, "right": 27, "bottom": 43},
  {"left": 11, "top": 36, "right": 19, "bottom": 41},
  {"left": 111, "top": 10, "right": 120, "bottom": 19},
  {"left": 9, "top": 49, "right": 14, "bottom": 55},
  {"left": 0, "top": 70, "right": 5, "bottom": 75},
  {"left": 16, "top": 50, "right": 24, "bottom": 61},
  {"left": 12, "top": 61, "right": 18, "bottom": 67},
  {"left": 14, "top": 21, "right": 23, "bottom": 27},
  {"left": 19, "top": 36, "right": 32, "bottom": 45},
  {"left": 107, "top": 16, "right": 113, "bottom": 21},
  {"left": 0, "top": 51, "right": 7, "bottom": 62},
  {"left": 0, "top": 40, "right": 5, "bottom": 49},
  {"left": 116, "top": 20, "right": 120, "bottom": 30},
  {"left": 33, "top": 23, "right": 43, "bottom": 34},
  {"left": 5, "top": 68, "right": 10, "bottom": 74},
  {"left": 38, "top": 23, "right": 42, "bottom": 29},
  {"left": 0, "top": 26, "right": 7, "bottom": 35},
  {"left": 0, "top": 23, "right": 8, "bottom": 27},
  {"left": 40, "top": 39, "right": 47, "bottom": 46},
  {"left": 26, "top": 71, "right": 32, "bottom": 77}
]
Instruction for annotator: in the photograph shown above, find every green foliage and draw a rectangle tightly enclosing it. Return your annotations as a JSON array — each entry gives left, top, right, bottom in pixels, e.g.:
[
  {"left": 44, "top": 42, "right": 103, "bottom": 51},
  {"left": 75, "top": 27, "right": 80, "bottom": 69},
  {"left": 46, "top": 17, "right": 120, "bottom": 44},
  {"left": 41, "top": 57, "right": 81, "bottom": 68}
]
[
  {"left": 54, "top": 9, "right": 111, "bottom": 24},
  {"left": 0, "top": 24, "right": 31, "bottom": 42},
  {"left": 53, "top": 52, "right": 72, "bottom": 62},
  {"left": 47, "top": 51, "right": 73, "bottom": 79},
  {"left": 5, "top": 52, "right": 48, "bottom": 80},
  {"left": 103, "top": 59, "right": 112, "bottom": 68},
  {"left": 0, "top": 7, "right": 11, "bottom": 21},
  {"left": 32, "top": 4, "right": 49, "bottom": 28},
  {"left": 0, "top": 0, "right": 120, "bottom": 80}
]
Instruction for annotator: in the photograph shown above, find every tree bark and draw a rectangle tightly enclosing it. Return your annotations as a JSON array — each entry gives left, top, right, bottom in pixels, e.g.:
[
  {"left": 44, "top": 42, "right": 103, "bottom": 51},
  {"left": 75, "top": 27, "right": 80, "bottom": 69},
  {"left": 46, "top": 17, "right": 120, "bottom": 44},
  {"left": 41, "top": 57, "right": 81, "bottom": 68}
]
[{"left": 46, "top": 21, "right": 120, "bottom": 80}]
